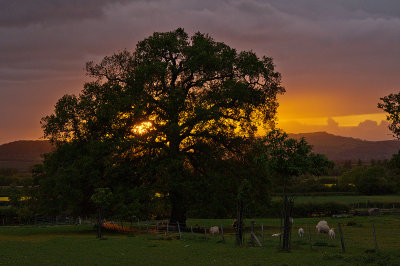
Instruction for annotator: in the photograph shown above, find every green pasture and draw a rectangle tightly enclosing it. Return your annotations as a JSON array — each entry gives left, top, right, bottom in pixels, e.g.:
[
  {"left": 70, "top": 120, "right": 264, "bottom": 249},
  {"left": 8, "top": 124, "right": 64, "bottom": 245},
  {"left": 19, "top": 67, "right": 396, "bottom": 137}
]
[
  {"left": 1, "top": 216, "right": 400, "bottom": 265},
  {"left": 272, "top": 194, "right": 400, "bottom": 204}
]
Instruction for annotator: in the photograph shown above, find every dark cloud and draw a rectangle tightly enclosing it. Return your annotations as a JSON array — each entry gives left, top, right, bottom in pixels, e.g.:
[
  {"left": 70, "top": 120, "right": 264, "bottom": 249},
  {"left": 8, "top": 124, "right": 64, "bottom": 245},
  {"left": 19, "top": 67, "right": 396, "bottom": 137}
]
[
  {"left": 269, "top": 0, "right": 400, "bottom": 20},
  {"left": 0, "top": 0, "right": 400, "bottom": 144},
  {"left": 0, "top": 0, "right": 134, "bottom": 27}
]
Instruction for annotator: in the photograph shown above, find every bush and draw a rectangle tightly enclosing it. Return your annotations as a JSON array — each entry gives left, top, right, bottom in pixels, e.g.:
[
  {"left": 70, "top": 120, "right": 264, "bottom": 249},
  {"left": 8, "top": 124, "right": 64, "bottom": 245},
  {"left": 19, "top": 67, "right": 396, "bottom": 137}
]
[
  {"left": 0, "top": 168, "right": 18, "bottom": 176},
  {"left": 293, "top": 201, "right": 350, "bottom": 217},
  {"left": 357, "top": 175, "right": 392, "bottom": 195},
  {"left": 0, "top": 207, "right": 18, "bottom": 225},
  {"left": 340, "top": 166, "right": 394, "bottom": 195},
  {"left": 264, "top": 201, "right": 350, "bottom": 218}
]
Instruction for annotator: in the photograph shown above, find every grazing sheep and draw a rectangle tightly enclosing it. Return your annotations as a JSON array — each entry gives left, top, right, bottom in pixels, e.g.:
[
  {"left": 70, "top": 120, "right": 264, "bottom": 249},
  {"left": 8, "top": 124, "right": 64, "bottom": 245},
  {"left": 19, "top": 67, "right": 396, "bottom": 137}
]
[
  {"left": 329, "top": 228, "right": 335, "bottom": 239},
  {"left": 298, "top": 228, "right": 304, "bottom": 238},
  {"left": 316, "top": 220, "right": 330, "bottom": 234},
  {"left": 209, "top": 226, "right": 219, "bottom": 236},
  {"left": 272, "top": 233, "right": 281, "bottom": 237},
  {"left": 368, "top": 208, "right": 380, "bottom": 216}
]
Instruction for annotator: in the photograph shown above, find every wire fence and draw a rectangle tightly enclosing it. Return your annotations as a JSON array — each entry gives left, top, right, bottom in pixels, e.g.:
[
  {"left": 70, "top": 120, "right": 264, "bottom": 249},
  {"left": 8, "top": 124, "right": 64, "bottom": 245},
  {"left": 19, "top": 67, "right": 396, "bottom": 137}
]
[
  {"left": 2, "top": 213, "right": 400, "bottom": 253},
  {"left": 97, "top": 217, "right": 400, "bottom": 253}
]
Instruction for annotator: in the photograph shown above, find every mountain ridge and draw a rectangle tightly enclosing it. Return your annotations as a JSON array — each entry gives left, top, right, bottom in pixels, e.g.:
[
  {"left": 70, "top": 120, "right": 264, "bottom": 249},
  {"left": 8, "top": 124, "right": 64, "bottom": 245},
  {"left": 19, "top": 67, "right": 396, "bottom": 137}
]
[
  {"left": 0, "top": 132, "right": 399, "bottom": 170},
  {"left": 288, "top": 131, "right": 400, "bottom": 162},
  {"left": 0, "top": 140, "right": 53, "bottom": 170}
]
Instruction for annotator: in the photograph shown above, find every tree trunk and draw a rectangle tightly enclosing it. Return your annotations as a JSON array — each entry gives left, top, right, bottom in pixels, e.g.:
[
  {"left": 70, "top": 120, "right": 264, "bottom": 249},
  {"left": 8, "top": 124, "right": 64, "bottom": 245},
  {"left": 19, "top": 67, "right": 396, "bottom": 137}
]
[
  {"left": 170, "top": 191, "right": 187, "bottom": 227},
  {"left": 236, "top": 199, "right": 244, "bottom": 246},
  {"left": 282, "top": 195, "right": 289, "bottom": 250},
  {"left": 168, "top": 137, "right": 187, "bottom": 227},
  {"left": 97, "top": 207, "right": 102, "bottom": 238},
  {"left": 281, "top": 177, "right": 293, "bottom": 251}
]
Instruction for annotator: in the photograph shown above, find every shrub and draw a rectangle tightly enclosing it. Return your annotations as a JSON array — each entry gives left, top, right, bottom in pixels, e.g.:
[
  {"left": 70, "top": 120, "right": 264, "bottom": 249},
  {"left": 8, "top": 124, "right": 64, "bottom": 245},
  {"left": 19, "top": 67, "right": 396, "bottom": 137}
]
[
  {"left": 340, "top": 166, "right": 394, "bottom": 195},
  {"left": 292, "top": 201, "right": 350, "bottom": 217},
  {"left": 0, "top": 207, "right": 18, "bottom": 225},
  {"left": 264, "top": 201, "right": 350, "bottom": 218}
]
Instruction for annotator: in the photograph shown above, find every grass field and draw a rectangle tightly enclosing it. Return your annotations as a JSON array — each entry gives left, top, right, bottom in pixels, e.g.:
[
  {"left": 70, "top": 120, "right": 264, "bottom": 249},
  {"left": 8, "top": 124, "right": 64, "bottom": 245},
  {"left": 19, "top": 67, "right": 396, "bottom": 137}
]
[
  {"left": 272, "top": 195, "right": 400, "bottom": 204},
  {"left": 1, "top": 216, "right": 400, "bottom": 265}
]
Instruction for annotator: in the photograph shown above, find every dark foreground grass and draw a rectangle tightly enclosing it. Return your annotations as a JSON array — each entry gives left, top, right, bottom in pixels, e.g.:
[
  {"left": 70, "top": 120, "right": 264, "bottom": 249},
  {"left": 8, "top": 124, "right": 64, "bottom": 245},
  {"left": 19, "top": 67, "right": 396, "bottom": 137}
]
[{"left": 1, "top": 216, "right": 400, "bottom": 265}]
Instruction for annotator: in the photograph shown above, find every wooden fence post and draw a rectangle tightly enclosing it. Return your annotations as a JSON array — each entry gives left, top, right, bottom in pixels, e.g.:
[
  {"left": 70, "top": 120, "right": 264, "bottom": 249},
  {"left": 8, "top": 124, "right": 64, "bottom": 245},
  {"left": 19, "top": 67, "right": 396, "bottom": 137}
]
[
  {"left": 177, "top": 222, "right": 182, "bottom": 239},
  {"left": 338, "top": 223, "right": 345, "bottom": 253},
  {"left": 308, "top": 225, "right": 312, "bottom": 250},
  {"left": 372, "top": 223, "right": 378, "bottom": 251},
  {"left": 251, "top": 221, "right": 255, "bottom": 246},
  {"left": 167, "top": 221, "right": 169, "bottom": 236},
  {"left": 204, "top": 226, "right": 207, "bottom": 240},
  {"left": 261, "top": 224, "right": 264, "bottom": 245},
  {"left": 221, "top": 224, "right": 224, "bottom": 241},
  {"left": 190, "top": 225, "right": 194, "bottom": 239}
]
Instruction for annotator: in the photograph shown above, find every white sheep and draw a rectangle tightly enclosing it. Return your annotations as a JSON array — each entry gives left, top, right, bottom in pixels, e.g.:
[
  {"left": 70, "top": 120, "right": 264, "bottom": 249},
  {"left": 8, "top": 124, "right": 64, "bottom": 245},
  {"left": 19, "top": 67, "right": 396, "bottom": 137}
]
[
  {"left": 298, "top": 228, "right": 304, "bottom": 238},
  {"left": 316, "top": 220, "right": 330, "bottom": 234},
  {"left": 209, "top": 226, "right": 219, "bottom": 236},
  {"left": 329, "top": 228, "right": 335, "bottom": 239}
]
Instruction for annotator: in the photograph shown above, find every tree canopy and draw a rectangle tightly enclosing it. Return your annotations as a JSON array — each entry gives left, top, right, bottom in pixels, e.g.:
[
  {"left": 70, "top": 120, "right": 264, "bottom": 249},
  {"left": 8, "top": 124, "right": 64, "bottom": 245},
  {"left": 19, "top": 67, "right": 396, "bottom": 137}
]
[
  {"left": 378, "top": 92, "right": 400, "bottom": 139},
  {"left": 39, "top": 28, "right": 285, "bottom": 225},
  {"left": 254, "top": 130, "right": 333, "bottom": 186}
]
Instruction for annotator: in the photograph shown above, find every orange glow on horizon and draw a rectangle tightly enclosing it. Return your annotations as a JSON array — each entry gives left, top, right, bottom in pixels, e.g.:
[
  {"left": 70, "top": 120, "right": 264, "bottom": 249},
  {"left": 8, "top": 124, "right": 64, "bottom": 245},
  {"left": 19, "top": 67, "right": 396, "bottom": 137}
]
[{"left": 277, "top": 113, "right": 387, "bottom": 128}]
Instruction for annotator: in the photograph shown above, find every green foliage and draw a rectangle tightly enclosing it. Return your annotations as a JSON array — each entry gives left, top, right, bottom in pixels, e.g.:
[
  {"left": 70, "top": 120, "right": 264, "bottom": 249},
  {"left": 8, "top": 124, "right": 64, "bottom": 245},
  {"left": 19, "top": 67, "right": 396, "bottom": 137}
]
[
  {"left": 274, "top": 194, "right": 400, "bottom": 205},
  {"left": 266, "top": 200, "right": 350, "bottom": 217},
  {"left": 317, "top": 176, "right": 338, "bottom": 185},
  {"left": 186, "top": 140, "right": 272, "bottom": 218},
  {"left": 5, "top": 184, "right": 38, "bottom": 223},
  {"left": 0, "top": 168, "right": 32, "bottom": 186},
  {"left": 357, "top": 167, "right": 391, "bottom": 195},
  {"left": 378, "top": 92, "right": 400, "bottom": 139},
  {"left": 340, "top": 166, "right": 393, "bottom": 195},
  {"left": 255, "top": 130, "right": 334, "bottom": 187},
  {"left": 285, "top": 177, "right": 341, "bottom": 194},
  {"left": 0, "top": 175, "right": 19, "bottom": 186},
  {"left": 0, "top": 207, "right": 17, "bottom": 224},
  {"left": 237, "top": 179, "right": 251, "bottom": 202},
  {"left": 0, "top": 168, "right": 18, "bottom": 176},
  {"left": 91, "top": 188, "right": 113, "bottom": 206},
  {"left": 39, "top": 29, "right": 284, "bottom": 223}
]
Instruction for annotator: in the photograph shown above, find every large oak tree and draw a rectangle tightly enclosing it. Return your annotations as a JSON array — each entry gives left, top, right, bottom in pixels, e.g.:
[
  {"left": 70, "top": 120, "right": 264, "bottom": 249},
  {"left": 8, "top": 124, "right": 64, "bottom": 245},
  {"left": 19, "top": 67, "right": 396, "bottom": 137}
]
[{"left": 41, "top": 28, "right": 284, "bottom": 225}]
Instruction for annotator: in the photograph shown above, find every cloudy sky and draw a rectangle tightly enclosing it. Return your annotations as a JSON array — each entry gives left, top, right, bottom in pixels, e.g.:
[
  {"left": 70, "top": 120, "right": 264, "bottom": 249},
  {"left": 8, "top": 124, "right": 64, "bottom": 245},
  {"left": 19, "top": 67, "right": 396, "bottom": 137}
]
[{"left": 1, "top": 0, "right": 399, "bottom": 144}]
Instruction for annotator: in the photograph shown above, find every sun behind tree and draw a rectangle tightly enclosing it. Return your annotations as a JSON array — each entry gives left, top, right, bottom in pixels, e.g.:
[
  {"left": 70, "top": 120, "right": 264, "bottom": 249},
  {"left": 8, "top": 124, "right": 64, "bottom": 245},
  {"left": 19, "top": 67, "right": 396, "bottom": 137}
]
[{"left": 40, "top": 28, "right": 284, "bottom": 225}]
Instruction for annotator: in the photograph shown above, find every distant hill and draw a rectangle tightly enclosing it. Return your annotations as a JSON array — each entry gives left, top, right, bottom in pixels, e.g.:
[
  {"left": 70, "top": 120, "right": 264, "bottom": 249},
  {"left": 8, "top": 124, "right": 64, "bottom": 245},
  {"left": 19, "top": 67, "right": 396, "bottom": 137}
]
[
  {"left": 289, "top": 132, "right": 400, "bottom": 162},
  {"left": 1, "top": 133, "right": 400, "bottom": 170},
  {"left": 0, "top": 140, "right": 53, "bottom": 171}
]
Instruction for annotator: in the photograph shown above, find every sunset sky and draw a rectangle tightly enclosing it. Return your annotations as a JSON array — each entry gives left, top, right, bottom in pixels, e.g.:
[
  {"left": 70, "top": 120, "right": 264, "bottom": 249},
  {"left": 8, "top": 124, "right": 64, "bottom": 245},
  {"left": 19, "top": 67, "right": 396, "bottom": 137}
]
[{"left": 1, "top": 0, "right": 399, "bottom": 144}]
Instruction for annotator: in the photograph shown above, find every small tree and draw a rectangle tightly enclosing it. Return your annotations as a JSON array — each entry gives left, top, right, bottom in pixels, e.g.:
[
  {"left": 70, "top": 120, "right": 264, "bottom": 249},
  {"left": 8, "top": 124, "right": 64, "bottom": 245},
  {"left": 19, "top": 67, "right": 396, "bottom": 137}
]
[
  {"left": 378, "top": 92, "right": 400, "bottom": 139},
  {"left": 378, "top": 93, "right": 400, "bottom": 179},
  {"left": 256, "top": 130, "right": 333, "bottom": 250},
  {"left": 91, "top": 188, "right": 113, "bottom": 238}
]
